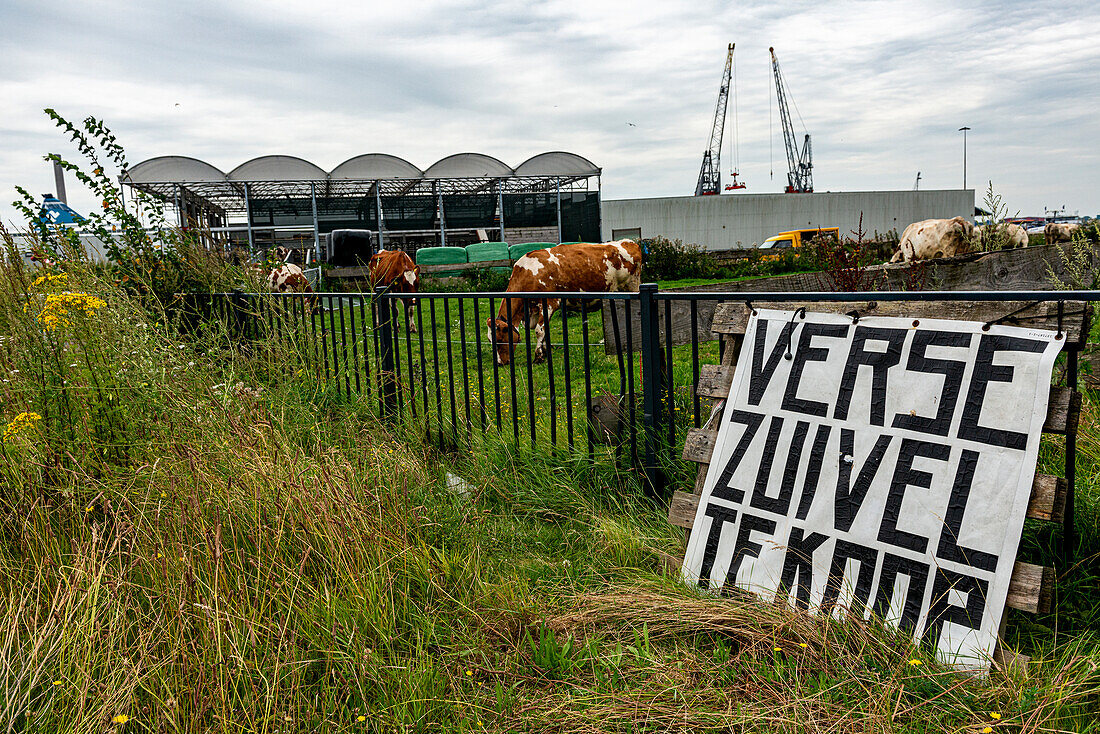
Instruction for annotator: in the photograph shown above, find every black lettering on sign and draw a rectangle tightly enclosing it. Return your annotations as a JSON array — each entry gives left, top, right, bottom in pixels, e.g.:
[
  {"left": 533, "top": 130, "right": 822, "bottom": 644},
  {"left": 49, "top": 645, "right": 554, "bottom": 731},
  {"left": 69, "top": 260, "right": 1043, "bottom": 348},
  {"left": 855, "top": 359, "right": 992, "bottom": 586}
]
[
  {"left": 834, "top": 326, "right": 908, "bottom": 426},
  {"left": 835, "top": 429, "right": 894, "bottom": 532},
  {"left": 750, "top": 419, "right": 809, "bottom": 516},
  {"left": 697, "top": 503, "right": 739, "bottom": 590},
  {"left": 782, "top": 322, "right": 850, "bottom": 417},
  {"left": 891, "top": 330, "right": 971, "bottom": 436},
  {"left": 878, "top": 438, "right": 951, "bottom": 553},
  {"left": 958, "top": 334, "right": 1047, "bottom": 450},
  {"left": 794, "top": 423, "right": 832, "bottom": 520},
  {"left": 778, "top": 525, "right": 829, "bottom": 610},
  {"left": 748, "top": 319, "right": 797, "bottom": 406},
  {"left": 923, "top": 568, "right": 988, "bottom": 652},
  {"left": 722, "top": 513, "right": 778, "bottom": 590},
  {"left": 936, "top": 449, "right": 998, "bottom": 572},
  {"left": 711, "top": 410, "right": 765, "bottom": 503},
  {"left": 820, "top": 539, "right": 879, "bottom": 616},
  {"left": 872, "top": 553, "right": 930, "bottom": 633}
]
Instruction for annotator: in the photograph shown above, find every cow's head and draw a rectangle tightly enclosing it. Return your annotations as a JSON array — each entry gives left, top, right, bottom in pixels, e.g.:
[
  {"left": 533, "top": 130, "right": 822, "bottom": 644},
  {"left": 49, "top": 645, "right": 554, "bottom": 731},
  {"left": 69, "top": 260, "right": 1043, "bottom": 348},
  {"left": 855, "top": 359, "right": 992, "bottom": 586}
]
[
  {"left": 403, "top": 264, "right": 420, "bottom": 290},
  {"left": 486, "top": 316, "right": 520, "bottom": 366}
]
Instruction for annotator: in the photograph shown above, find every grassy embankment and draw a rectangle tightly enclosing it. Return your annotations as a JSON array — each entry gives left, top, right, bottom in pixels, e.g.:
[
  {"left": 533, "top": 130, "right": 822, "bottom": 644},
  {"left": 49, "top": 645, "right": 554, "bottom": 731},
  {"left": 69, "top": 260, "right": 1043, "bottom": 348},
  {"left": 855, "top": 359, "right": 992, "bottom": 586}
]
[{"left": 3, "top": 232, "right": 1100, "bottom": 734}]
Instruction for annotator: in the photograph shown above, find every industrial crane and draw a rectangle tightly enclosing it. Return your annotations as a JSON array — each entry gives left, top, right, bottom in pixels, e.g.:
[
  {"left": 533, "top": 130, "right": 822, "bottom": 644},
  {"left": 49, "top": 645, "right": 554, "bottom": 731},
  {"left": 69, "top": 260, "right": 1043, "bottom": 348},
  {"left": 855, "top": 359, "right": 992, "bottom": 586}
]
[
  {"left": 769, "top": 47, "right": 813, "bottom": 193},
  {"left": 695, "top": 43, "right": 739, "bottom": 196}
]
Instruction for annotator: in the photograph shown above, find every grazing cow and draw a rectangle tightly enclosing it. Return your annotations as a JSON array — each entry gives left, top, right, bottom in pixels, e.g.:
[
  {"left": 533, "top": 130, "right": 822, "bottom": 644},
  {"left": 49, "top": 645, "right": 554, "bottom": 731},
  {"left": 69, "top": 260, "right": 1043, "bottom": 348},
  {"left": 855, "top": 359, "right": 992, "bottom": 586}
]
[
  {"left": 890, "top": 217, "right": 978, "bottom": 262},
  {"left": 368, "top": 249, "right": 419, "bottom": 332},
  {"left": 486, "top": 240, "right": 643, "bottom": 366},
  {"left": 268, "top": 263, "right": 313, "bottom": 293},
  {"left": 976, "top": 222, "right": 1029, "bottom": 250},
  {"left": 1045, "top": 222, "right": 1081, "bottom": 245}
]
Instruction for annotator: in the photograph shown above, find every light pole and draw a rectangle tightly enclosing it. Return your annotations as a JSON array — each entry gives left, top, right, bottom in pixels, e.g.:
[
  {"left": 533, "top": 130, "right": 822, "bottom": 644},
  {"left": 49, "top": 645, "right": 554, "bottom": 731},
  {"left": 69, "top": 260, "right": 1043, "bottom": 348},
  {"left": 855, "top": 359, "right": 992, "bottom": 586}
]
[{"left": 958, "top": 126, "right": 971, "bottom": 189}]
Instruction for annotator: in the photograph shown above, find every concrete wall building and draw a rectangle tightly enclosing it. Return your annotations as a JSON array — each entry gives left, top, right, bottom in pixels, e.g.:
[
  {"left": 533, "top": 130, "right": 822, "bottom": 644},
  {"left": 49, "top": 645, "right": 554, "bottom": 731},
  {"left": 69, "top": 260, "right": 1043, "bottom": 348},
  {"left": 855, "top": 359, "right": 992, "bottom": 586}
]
[{"left": 601, "top": 190, "right": 975, "bottom": 250}]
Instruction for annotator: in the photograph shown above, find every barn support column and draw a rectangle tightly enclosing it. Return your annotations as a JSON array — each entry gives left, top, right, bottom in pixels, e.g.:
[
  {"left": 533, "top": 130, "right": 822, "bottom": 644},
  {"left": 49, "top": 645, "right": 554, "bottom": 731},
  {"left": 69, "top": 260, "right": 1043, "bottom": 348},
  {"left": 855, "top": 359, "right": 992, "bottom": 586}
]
[
  {"left": 556, "top": 177, "right": 562, "bottom": 244},
  {"left": 375, "top": 182, "right": 385, "bottom": 251},
  {"left": 596, "top": 174, "right": 603, "bottom": 241},
  {"left": 174, "top": 184, "right": 183, "bottom": 228},
  {"left": 310, "top": 181, "right": 320, "bottom": 264},
  {"left": 436, "top": 181, "right": 446, "bottom": 247},
  {"left": 243, "top": 182, "right": 255, "bottom": 257},
  {"left": 497, "top": 180, "right": 505, "bottom": 241}
]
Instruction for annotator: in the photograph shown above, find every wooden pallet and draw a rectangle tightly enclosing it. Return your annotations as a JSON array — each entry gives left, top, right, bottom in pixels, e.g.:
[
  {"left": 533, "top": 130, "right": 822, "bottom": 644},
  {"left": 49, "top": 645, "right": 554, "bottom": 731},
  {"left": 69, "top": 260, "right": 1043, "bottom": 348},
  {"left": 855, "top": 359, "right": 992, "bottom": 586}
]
[{"left": 668, "top": 298, "right": 1091, "bottom": 668}]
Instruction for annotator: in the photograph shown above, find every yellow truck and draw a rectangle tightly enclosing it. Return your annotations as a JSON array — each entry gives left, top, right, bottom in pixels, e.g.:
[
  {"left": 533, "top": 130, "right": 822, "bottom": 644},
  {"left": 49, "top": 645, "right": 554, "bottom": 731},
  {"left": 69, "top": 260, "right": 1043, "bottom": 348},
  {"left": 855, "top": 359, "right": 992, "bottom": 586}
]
[{"left": 759, "top": 227, "right": 840, "bottom": 250}]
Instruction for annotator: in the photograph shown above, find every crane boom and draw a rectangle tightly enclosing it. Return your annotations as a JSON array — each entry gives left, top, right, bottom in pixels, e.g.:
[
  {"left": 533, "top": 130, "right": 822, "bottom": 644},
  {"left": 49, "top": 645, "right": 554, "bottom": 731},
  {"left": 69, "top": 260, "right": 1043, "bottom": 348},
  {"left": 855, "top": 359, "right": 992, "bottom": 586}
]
[
  {"left": 769, "top": 47, "right": 813, "bottom": 193},
  {"left": 695, "top": 43, "right": 734, "bottom": 196}
]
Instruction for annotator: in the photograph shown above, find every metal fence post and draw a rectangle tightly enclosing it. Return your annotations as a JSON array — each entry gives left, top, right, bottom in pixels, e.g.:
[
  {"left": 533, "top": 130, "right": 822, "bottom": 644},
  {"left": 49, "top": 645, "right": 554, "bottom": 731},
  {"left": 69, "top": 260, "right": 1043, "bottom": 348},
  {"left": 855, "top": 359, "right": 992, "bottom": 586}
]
[
  {"left": 638, "top": 283, "right": 665, "bottom": 497},
  {"left": 375, "top": 286, "right": 398, "bottom": 416},
  {"left": 1064, "top": 345, "right": 1078, "bottom": 560}
]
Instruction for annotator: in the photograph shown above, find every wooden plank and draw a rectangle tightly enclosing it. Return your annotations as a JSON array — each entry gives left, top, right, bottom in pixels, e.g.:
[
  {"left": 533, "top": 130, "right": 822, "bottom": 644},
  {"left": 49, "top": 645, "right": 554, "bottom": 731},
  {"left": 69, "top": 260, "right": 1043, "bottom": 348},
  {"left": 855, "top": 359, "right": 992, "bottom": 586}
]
[
  {"left": 658, "top": 539, "right": 1052, "bottom": 616},
  {"left": 1043, "top": 387, "right": 1081, "bottom": 435},
  {"left": 712, "top": 300, "right": 1090, "bottom": 346},
  {"left": 662, "top": 519, "right": 1051, "bottom": 615},
  {"left": 1026, "top": 475, "right": 1068, "bottom": 523},
  {"left": 588, "top": 394, "right": 622, "bottom": 444},
  {"left": 993, "top": 644, "right": 1031, "bottom": 671},
  {"left": 669, "top": 474, "right": 1065, "bottom": 530},
  {"left": 697, "top": 363, "right": 735, "bottom": 399},
  {"left": 326, "top": 266, "right": 372, "bottom": 279},
  {"left": 682, "top": 427, "right": 718, "bottom": 463},
  {"left": 1006, "top": 562, "right": 1054, "bottom": 614}
]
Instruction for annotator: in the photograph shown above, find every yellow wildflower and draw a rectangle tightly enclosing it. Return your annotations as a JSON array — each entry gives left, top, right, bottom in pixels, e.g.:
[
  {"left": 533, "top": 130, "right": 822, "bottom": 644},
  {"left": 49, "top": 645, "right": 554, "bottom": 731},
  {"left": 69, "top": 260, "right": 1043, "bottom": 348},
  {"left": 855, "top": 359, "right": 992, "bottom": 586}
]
[
  {"left": 52, "top": 679, "right": 62, "bottom": 685},
  {"left": 111, "top": 714, "right": 129, "bottom": 723},
  {"left": 981, "top": 728, "right": 992, "bottom": 734},
  {"left": 990, "top": 713, "right": 1001, "bottom": 720},
  {"left": 31, "top": 273, "right": 68, "bottom": 289},
  {"left": 798, "top": 643, "right": 808, "bottom": 648},
  {"left": 908, "top": 658, "right": 922, "bottom": 666},
  {"left": 356, "top": 715, "right": 366, "bottom": 722},
  {"left": 4, "top": 412, "right": 42, "bottom": 441},
  {"left": 773, "top": 646, "right": 781, "bottom": 651},
  {"left": 34, "top": 292, "right": 106, "bottom": 332}
]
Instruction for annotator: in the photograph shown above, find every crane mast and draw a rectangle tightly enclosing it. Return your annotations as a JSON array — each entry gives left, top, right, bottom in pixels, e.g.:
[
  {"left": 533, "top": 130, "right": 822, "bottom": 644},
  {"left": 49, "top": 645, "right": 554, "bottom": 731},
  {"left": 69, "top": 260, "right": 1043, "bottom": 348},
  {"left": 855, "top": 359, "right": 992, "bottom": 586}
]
[
  {"left": 769, "top": 47, "right": 813, "bottom": 193},
  {"left": 695, "top": 43, "right": 734, "bottom": 196}
]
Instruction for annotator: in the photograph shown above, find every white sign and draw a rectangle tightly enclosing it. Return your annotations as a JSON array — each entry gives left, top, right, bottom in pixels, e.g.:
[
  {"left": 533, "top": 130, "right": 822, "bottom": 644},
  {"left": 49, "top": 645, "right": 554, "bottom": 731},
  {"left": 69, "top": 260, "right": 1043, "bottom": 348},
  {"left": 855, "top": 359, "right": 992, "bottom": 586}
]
[{"left": 681, "top": 309, "right": 1063, "bottom": 669}]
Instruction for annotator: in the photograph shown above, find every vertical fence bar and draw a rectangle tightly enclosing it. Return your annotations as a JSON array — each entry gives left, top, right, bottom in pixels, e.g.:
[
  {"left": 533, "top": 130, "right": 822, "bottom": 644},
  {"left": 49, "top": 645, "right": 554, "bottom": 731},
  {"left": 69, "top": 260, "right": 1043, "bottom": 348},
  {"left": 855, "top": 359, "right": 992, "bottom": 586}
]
[
  {"left": 625, "top": 298, "right": 637, "bottom": 468},
  {"left": 347, "top": 295, "right": 362, "bottom": 395},
  {"left": 665, "top": 300, "right": 676, "bottom": 449},
  {"left": 507, "top": 298, "right": 520, "bottom": 443},
  {"left": 358, "top": 297, "right": 372, "bottom": 400},
  {"left": 523, "top": 298, "right": 537, "bottom": 448},
  {"left": 582, "top": 306, "right": 594, "bottom": 461},
  {"left": 442, "top": 297, "right": 460, "bottom": 441},
  {"left": 690, "top": 300, "right": 701, "bottom": 428},
  {"left": 429, "top": 299, "right": 444, "bottom": 440},
  {"left": 457, "top": 297, "right": 473, "bottom": 442},
  {"left": 337, "top": 296, "right": 352, "bottom": 397},
  {"left": 390, "top": 299, "right": 405, "bottom": 410},
  {"left": 473, "top": 297, "right": 487, "bottom": 431},
  {"left": 638, "top": 283, "right": 664, "bottom": 497},
  {"left": 1065, "top": 345, "right": 1078, "bottom": 559},
  {"left": 543, "top": 299, "right": 557, "bottom": 449},
  {"left": 561, "top": 297, "right": 575, "bottom": 451},
  {"left": 416, "top": 300, "right": 430, "bottom": 431},
  {"left": 489, "top": 297, "right": 502, "bottom": 432},
  {"left": 376, "top": 287, "right": 398, "bottom": 416},
  {"left": 404, "top": 298, "right": 417, "bottom": 418},
  {"left": 327, "top": 296, "right": 344, "bottom": 395}
]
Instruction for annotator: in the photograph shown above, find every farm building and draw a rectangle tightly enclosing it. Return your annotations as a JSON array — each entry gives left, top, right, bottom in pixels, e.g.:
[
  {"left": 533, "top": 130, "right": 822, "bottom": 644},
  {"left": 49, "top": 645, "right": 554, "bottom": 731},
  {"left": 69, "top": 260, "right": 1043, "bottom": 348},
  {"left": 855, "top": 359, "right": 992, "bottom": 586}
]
[
  {"left": 121, "top": 152, "right": 602, "bottom": 256},
  {"left": 602, "top": 189, "right": 975, "bottom": 250}
]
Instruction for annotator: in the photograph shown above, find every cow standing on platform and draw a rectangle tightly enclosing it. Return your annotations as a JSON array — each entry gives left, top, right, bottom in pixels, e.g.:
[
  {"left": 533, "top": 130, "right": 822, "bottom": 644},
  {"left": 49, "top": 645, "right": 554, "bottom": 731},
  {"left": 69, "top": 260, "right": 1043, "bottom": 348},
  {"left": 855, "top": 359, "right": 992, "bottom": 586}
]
[
  {"left": 369, "top": 249, "right": 420, "bottom": 332},
  {"left": 486, "top": 240, "right": 643, "bottom": 366}
]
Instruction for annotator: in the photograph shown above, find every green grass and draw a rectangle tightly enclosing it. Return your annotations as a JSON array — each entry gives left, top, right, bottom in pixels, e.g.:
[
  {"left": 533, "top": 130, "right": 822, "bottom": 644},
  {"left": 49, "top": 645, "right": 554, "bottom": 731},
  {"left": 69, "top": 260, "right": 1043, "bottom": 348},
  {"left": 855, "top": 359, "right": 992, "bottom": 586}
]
[{"left": 3, "top": 246, "right": 1100, "bottom": 733}]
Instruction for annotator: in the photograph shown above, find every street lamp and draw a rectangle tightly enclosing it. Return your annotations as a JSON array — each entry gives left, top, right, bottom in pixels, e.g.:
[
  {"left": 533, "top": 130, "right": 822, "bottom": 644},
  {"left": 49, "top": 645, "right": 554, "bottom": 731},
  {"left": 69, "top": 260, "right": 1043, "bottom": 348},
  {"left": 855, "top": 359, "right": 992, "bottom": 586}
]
[{"left": 958, "top": 126, "right": 971, "bottom": 190}]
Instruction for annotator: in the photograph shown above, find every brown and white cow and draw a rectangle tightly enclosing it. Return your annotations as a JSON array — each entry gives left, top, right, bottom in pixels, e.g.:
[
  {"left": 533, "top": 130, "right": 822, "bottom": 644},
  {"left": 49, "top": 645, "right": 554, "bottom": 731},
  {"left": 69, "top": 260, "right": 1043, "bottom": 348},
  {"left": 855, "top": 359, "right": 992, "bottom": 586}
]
[
  {"left": 369, "top": 249, "right": 419, "bottom": 332},
  {"left": 268, "top": 263, "right": 313, "bottom": 293},
  {"left": 976, "top": 222, "right": 1029, "bottom": 250},
  {"left": 486, "top": 240, "right": 643, "bottom": 366},
  {"left": 890, "top": 217, "right": 978, "bottom": 262},
  {"left": 1045, "top": 222, "right": 1081, "bottom": 245}
]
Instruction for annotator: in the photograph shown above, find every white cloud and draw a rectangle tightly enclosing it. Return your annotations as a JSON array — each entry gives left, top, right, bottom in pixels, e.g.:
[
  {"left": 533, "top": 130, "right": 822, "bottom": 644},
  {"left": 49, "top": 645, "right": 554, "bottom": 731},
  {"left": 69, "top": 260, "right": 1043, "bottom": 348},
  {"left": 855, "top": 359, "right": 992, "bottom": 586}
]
[{"left": 2, "top": 0, "right": 1099, "bottom": 229}]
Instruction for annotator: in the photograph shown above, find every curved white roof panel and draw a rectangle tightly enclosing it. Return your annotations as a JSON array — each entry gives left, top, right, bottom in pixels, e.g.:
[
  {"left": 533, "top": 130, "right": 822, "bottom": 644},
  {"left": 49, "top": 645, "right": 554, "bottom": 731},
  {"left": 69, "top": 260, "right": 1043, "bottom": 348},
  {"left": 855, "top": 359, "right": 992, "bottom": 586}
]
[
  {"left": 423, "top": 153, "right": 513, "bottom": 178},
  {"left": 330, "top": 154, "right": 423, "bottom": 179},
  {"left": 124, "top": 156, "right": 227, "bottom": 183},
  {"left": 228, "top": 155, "right": 327, "bottom": 181},
  {"left": 515, "top": 151, "right": 600, "bottom": 177}
]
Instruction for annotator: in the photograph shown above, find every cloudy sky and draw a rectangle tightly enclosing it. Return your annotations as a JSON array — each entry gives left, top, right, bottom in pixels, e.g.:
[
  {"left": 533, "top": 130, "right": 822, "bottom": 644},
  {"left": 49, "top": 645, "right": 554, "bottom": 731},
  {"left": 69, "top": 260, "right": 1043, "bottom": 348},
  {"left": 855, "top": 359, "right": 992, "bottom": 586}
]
[{"left": 2, "top": 0, "right": 1098, "bottom": 226}]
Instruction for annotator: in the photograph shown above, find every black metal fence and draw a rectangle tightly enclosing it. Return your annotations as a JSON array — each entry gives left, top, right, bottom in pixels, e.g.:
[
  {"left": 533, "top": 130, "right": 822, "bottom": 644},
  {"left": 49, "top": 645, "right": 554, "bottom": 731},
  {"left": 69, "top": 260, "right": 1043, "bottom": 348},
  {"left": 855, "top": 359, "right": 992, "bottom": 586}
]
[{"left": 186, "top": 288, "right": 1095, "bottom": 516}]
